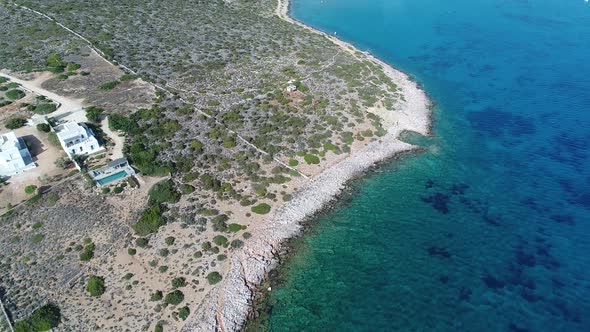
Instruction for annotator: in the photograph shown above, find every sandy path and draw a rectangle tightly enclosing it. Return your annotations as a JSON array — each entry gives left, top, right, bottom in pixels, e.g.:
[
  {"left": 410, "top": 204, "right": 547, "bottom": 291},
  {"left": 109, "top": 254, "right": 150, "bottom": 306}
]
[{"left": 0, "top": 72, "right": 86, "bottom": 114}]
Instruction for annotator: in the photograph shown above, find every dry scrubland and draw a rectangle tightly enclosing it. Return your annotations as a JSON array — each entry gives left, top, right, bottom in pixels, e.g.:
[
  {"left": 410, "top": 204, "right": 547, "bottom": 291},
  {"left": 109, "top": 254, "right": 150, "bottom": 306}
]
[{"left": 0, "top": 0, "right": 428, "bottom": 331}]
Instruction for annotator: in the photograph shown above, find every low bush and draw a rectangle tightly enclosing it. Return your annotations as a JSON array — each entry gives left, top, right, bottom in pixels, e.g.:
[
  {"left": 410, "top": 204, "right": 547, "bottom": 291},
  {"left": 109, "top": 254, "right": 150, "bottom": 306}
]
[
  {"left": 149, "top": 180, "right": 180, "bottom": 205},
  {"left": 165, "top": 236, "right": 175, "bottom": 246},
  {"left": 33, "top": 103, "right": 57, "bottom": 114},
  {"left": 150, "top": 290, "right": 163, "bottom": 301},
  {"left": 251, "top": 203, "right": 271, "bottom": 215},
  {"left": 86, "top": 106, "right": 104, "bottom": 123},
  {"left": 228, "top": 223, "right": 243, "bottom": 232},
  {"left": 14, "top": 304, "right": 60, "bottom": 332},
  {"left": 304, "top": 154, "right": 320, "bottom": 164},
  {"left": 178, "top": 306, "right": 190, "bottom": 321},
  {"left": 206, "top": 272, "right": 222, "bottom": 285},
  {"left": 171, "top": 277, "right": 187, "bottom": 288},
  {"left": 86, "top": 275, "right": 106, "bottom": 297},
  {"left": 5, "top": 117, "right": 26, "bottom": 129},
  {"left": 6, "top": 89, "right": 25, "bottom": 100},
  {"left": 36, "top": 123, "right": 51, "bottom": 132},
  {"left": 135, "top": 237, "right": 149, "bottom": 248},
  {"left": 25, "top": 185, "right": 37, "bottom": 195},
  {"left": 213, "top": 235, "right": 228, "bottom": 247},
  {"left": 133, "top": 206, "right": 166, "bottom": 236},
  {"left": 79, "top": 243, "right": 95, "bottom": 261},
  {"left": 98, "top": 80, "right": 120, "bottom": 90},
  {"left": 164, "top": 290, "right": 185, "bottom": 305}
]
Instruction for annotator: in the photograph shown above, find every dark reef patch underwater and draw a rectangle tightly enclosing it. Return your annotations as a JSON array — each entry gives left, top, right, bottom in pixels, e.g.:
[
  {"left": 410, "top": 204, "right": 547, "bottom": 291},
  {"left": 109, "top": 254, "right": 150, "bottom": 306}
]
[{"left": 247, "top": 0, "right": 590, "bottom": 331}]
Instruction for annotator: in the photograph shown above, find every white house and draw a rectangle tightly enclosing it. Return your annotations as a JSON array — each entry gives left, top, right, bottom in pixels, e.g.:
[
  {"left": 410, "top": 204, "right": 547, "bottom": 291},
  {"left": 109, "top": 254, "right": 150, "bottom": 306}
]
[
  {"left": 54, "top": 122, "right": 104, "bottom": 157},
  {"left": 0, "top": 132, "right": 36, "bottom": 177}
]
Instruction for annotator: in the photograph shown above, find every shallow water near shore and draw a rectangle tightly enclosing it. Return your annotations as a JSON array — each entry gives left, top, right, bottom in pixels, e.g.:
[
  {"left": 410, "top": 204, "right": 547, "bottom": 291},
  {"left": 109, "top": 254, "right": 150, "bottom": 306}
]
[{"left": 255, "top": 0, "right": 590, "bottom": 331}]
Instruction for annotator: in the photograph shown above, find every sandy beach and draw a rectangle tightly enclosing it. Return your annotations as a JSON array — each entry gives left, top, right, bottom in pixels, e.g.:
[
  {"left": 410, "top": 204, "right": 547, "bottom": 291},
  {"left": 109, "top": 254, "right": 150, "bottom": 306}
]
[{"left": 181, "top": 0, "right": 432, "bottom": 330}]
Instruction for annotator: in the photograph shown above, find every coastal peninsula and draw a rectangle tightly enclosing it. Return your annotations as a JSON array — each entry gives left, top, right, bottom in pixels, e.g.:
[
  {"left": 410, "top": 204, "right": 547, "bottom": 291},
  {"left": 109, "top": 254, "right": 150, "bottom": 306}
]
[{"left": 0, "top": 0, "right": 430, "bottom": 331}]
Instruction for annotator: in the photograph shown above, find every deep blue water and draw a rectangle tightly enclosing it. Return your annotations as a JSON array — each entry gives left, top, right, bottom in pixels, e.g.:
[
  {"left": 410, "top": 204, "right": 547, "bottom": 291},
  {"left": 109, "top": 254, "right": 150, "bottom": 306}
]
[{"left": 261, "top": 0, "right": 590, "bottom": 331}]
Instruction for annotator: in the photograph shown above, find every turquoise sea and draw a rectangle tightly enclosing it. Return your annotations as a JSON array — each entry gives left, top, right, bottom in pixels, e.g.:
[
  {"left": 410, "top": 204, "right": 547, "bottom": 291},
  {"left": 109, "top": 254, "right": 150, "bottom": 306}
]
[{"left": 259, "top": 0, "right": 590, "bottom": 331}]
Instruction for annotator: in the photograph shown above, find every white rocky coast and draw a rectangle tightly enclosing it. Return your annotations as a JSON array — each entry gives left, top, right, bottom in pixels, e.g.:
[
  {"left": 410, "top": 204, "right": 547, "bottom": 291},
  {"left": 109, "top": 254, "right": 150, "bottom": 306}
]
[{"left": 183, "top": 1, "right": 432, "bottom": 330}]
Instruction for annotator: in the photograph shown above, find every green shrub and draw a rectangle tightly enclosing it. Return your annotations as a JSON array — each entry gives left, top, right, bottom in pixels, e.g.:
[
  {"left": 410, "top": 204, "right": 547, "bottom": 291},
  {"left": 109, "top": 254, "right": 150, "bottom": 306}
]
[
  {"left": 154, "top": 321, "right": 164, "bottom": 332},
  {"left": 32, "top": 222, "right": 43, "bottom": 229},
  {"left": 180, "top": 184, "right": 195, "bottom": 194},
  {"left": 304, "top": 154, "right": 320, "bottom": 164},
  {"left": 158, "top": 265, "right": 168, "bottom": 273},
  {"left": 33, "top": 103, "right": 57, "bottom": 114},
  {"left": 80, "top": 243, "right": 95, "bottom": 261},
  {"left": 98, "top": 80, "right": 120, "bottom": 90},
  {"left": 48, "top": 132, "right": 60, "bottom": 146},
  {"left": 135, "top": 237, "right": 149, "bottom": 248},
  {"left": 228, "top": 223, "right": 243, "bottom": 232},
  {"left": 25, "top": 185, "right": 38, "bottom": 195},
  {"left": 288, "top": 159, "right": 299, "bottom": 166},
  {"left": 120, "top": 74, "right": 137, "bottom": 81},
  {"left": 243, "top": 232, "right": 252, "bottom": 239},
  {"left": 165, "top": 236, "right": 175, "bottom": 246},
  {"left": 213, "top": 235, "right": 228, "bottom": 247},
  {"left": 46, "top": 53, "right": 65, "bottom": 68},
  {"left": 133, "top": 206, "right": 166, "bottom": 236},
  {"left": 87, "top": 275, "right": 106, "bottom": 297},
  {"left": 230, "top": 239, "right": 244, "bottom": 249},
  {"left": 108, "top": 114, "right": 138, "bottom": 133},
  {"left": 206, "top": 272, "right": 222, "bottom": 285},
  {"left": 171, "top": 277, "right": 187, "bottom": 288},
  {"left": 127, "top": 248, "right": 137, "bottom": 255},
  {"left": 14, "top": 304, "right": 61, "bottom": 332},
  {"left": 86, "top": 106, "right": 104, "bottom": 123},
  {"left": 54, "top": 155, "right": 72, "bottom": 169},
  {"left": 5, "top": 117, "right": 26, "bottom": 129},
  {"left": 36, "top": 123, "right": 51, "bottom": 132},
  {"left": 178, "top": 306, "right": 190, "bottom": 321},
  {"left": 149, "top": 180, "right": 180, "bottom": 205},
  {"left": 211, "top": 214, "right": 229, "bottom": 232},
  {"left": 150, "top": 290, "right": 163, "bottom": 301},
  {"left": 31, "top": 233, "right": 44, "bottom": 244},
  {"left": 164, "top": 290, "right": 184, "bottom": 305},
  {"left": 46, "top": 193, "right": 60, "bottom": 206},
  {"left": 251, "top": 203, "right": 271, "bottom": 215},
  {"left": 67, "top": 63, "right": 81, "bottom": 71},
  {"left": 6, "top": 89, "right": 25, "bottom": 100},
  {"left": 113, "top": 186, "right": 123, "bottom": 194}
]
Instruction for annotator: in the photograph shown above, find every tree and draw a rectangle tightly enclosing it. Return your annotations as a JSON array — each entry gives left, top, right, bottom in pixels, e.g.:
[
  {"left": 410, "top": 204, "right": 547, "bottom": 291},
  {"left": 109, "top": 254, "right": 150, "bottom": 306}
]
[{"left": 86, "top": 275, "right": 106, "bottom": 297}]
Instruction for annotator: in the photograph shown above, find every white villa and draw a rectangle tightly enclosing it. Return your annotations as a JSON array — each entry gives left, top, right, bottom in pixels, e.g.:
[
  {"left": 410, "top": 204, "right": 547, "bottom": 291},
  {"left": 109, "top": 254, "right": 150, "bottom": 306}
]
[
  {"left": 54, "top": 122, "right": 104, "bottom": 157},
  {"left": 0, "top": 132, "right": 36, "bottom": 177}
]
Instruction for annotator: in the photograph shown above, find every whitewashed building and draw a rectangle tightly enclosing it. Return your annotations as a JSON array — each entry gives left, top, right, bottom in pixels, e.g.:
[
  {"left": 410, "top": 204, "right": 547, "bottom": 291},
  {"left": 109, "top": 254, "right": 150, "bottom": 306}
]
[
  {"left": 54, "top": 122, "right": 104, "bottom": 157},
  {"left": 0, "top": 132, "right": 36, "bottom": 177}
]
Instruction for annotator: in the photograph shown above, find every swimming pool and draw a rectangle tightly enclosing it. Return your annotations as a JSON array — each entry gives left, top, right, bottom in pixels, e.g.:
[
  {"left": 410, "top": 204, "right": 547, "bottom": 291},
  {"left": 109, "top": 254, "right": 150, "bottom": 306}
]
[{"left": 95, "top": 170, "right": 128, "bottom": 186}]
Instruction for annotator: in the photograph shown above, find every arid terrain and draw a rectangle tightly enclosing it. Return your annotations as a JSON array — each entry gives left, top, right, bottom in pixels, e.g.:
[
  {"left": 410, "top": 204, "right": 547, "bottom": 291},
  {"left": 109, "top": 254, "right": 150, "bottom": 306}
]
[{"left": 0, "top": 0, "right": 430, "bottom": 331}]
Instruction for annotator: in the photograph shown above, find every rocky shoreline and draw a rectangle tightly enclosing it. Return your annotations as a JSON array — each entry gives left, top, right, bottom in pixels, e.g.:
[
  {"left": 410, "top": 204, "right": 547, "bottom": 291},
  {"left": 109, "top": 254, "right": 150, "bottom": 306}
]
[{"left": 183, "top": 1, "right": 432, "bottom": 331}]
